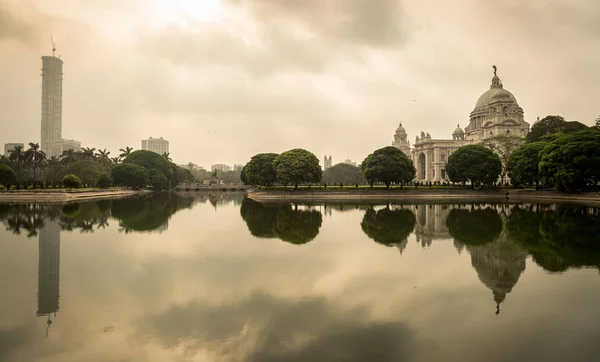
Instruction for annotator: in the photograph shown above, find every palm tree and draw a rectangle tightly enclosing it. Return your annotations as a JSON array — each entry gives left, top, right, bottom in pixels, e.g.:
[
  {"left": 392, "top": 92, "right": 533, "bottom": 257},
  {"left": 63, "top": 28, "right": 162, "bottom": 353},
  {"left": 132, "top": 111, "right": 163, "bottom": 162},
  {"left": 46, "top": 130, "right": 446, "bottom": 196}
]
[
  {"left": 60, "top": 149, "right": 78, "bottom": 165},
  {"left": 25, "top": 143, "right": 46, "bottom": 187},
  {"left": 8, "top": 145, "right": 26, "bottom": 184},
  {"left": 95, "top": 149, "right": 111, "bottom": 167},
  {"left": 81, "top": 147, "right": 96, "bottom": 160},
  {"left": 162, "top": 152, "right": 172, "bottom": 162},
  {"left": 119, "top": 147, "right": 133, "bottom": 158},
  {"left": 45, "top": 156, "right": 61, "bottom": 185},
  {"left": 111, "top": 156, "right": 122, "bottom": 165}
]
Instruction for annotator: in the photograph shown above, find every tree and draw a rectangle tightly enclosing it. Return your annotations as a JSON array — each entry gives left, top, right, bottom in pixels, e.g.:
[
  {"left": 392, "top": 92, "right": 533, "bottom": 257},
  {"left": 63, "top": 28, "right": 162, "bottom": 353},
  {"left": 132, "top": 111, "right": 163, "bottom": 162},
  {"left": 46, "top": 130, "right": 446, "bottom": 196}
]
[
  {"left": 361, "top": 146, "right": 416, "bottom": 188},
  {"left": 123, "top": 150, "right": 173, "bottom": 183},
  {"left": 119, "top": 147, "right": 134, "bottom": 158},
  {"left": 96, "top": 173, "right": 112, "bottom": 189},
  {"left": 322, "top": 163, "right": 366, "bottom": 185},
  {"left": 446, "top": 208, "right": 502, "bottom": 245},
  {"left": 112, "top": 163, "right": 149, "bottom": 189},
  {"left": 507, "top": 142, "right": 546, "bottom": 188},
  {"left": 360, "top": 207, "right": 416, "bottom": 246},
  {"left": 0, "top": 164, "right": 17, "bottom": 189},
  {"left": 595, "top": 115, "right": 600, "bottom": 130},
  {"left": 482, "top": 135, "right": 524, "bottom": 184},
  {"left": 61, "top": 160, "right": 107, "bottom": 187},
  {"left": 446, "top": 145, "right": 502, "bottom": 187},
  {"left": 81, "top": 147, "right": 97, "bottom": 160},
  {"left": 60, "top": 149, "right": 79, "bottom": 165},
  {"left": 273, "top": 149, "right": 322, "bottom": 188},
  {"left": 243, "top": 153, "right": 278, "bottom": 187},
  {"left": 44, "top": 156, "right": 64, "bottom": 186},
  {"left": 62, "top": 174, "right": 82, "bottom": 189},
  {"left": 538, "top": 129, "right": 600, "bottom": 191},
  {"left": 176, "top": 166, "right": 195, "bottom": 184},
  {"left": 526, "top": 115, "right": 588, "bottom": 143},
  {"left": 162, "top": 152, "right": 172, "bottom": 162},
  {"left": 8, "top": 145, "right": 25, "bottom": 184},
  {"left": 96, "top": 149, "right": 112, "bottom": 168},
  {"left": 25, "top": 142, "right": 46, "bottom": 186},
  {"left": 111, "top": 156, "right": 122, "bottom": 165}
]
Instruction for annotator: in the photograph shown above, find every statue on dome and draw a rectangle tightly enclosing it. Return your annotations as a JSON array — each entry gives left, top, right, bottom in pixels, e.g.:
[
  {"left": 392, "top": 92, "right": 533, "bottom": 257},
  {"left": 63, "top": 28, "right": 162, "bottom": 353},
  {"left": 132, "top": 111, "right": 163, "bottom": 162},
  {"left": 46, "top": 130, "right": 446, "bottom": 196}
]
[
  {"left": 493, "top": 65, "right": 497, "bottom": 76},
  {"left": 420, "top": 131, "right": 425, "bottom": 138}
]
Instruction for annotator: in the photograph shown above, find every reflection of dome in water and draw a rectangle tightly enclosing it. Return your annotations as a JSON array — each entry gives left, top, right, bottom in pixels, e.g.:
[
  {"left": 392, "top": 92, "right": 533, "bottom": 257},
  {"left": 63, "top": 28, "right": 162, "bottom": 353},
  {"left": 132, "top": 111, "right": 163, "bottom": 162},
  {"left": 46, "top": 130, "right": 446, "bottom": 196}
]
[{"left": 466, "top": 234, "right": 528, "bottom": 314}]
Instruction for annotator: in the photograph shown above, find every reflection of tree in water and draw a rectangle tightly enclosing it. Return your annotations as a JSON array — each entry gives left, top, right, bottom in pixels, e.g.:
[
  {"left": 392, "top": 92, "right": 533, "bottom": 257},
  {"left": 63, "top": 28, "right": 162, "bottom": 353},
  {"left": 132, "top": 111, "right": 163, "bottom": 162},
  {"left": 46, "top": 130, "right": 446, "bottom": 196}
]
[
  {"left": 448, "top": 206, "right": 527, "bottom": 314},
  {"left": 446, "top": 207, "right": 503, "bottom": 245},
  {"left": 111, "top": 193, "right": 195, "bottom": 233},
  {"left": 240, "top": 199, "right": 323, "bottom": 244},
  {"left": 508, "top": 205, "right": 600, "bottom": 272},
  {"left": 360, "top": 207, "right": 416, "bottom": 253}
]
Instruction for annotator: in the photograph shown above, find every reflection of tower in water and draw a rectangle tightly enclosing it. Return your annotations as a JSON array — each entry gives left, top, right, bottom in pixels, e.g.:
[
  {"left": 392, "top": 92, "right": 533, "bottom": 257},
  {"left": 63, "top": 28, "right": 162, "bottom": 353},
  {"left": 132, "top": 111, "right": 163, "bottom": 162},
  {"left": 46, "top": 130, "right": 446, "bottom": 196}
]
[{"left": 37, "top": 219, "right": 60, "bottom": 336}]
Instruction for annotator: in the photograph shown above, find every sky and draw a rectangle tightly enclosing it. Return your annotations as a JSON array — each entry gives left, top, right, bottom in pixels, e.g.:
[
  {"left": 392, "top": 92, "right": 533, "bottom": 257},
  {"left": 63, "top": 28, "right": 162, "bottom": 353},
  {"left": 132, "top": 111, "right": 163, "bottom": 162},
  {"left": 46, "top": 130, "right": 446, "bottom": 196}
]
[{"left": 1, "top": 0, "right": 599, "bottom": 167}]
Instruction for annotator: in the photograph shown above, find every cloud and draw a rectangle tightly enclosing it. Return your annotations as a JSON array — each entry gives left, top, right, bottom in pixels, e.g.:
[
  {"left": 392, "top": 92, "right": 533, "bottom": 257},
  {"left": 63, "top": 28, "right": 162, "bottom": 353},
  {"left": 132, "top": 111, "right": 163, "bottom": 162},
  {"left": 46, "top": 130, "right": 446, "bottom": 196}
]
[{"left": 136, "top": 292, "right": 416, "bottom": 361}]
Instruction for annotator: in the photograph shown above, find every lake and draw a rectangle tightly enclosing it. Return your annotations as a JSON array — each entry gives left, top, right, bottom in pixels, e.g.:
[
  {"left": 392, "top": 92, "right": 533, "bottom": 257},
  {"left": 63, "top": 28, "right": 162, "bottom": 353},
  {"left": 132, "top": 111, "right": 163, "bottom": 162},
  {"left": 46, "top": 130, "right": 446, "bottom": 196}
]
[{"left": 1, "top": 192, "right": 599, "bottom": 362}]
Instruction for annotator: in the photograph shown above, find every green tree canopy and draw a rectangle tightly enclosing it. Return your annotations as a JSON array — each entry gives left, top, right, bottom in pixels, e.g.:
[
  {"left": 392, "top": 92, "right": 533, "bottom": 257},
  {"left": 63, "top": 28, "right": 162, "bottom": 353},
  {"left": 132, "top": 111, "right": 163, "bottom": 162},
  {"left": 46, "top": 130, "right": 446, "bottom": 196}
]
[
  {"left": 361, "top": 146, "right": 416, "bottom": 188},
  {"left": 123, "top": 150, "right": 173, "bottom": 184},
  {"left": 151, "top": 173, "right": 170, "bottom": 191},
  {"left": 507, "top": 142, "right": 546, "bottom": 188},
  {"left": 322, "top": 163, "right": 366, "bottom": 185},
  {"left": 360, "top": 207, "right": 416, "bottom": 246},
  {"left": 538, "top": 129, "right": 600, "bottom": 191},
  {"left": 273, "top": 149, "right": 322, "bottom": 188},
  {"left": 526, "top": 115, "right": 589, "bottom": 143},
  {"left": 446, "top": 145, "right": 502, "bottom": 186},
  {"left": 112, "top": 163, "right": 149, "bottom": 189},
  {"left": 243, "top": 153, "right": 278, "bottom": 187},
  {"left": 446, "top": 208, "right": 502, "bottom": 245},
  {"left": 96, "top": 173, "right": 112, "bottom": 189},
  {"left": 0, "top": 164, "right": 17, "bottom": 188}
]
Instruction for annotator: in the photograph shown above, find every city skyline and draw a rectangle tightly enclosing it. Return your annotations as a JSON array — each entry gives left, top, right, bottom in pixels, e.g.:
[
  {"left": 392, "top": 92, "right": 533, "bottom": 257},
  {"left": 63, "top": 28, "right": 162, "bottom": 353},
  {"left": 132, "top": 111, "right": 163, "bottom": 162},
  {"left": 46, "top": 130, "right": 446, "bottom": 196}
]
[{"left": 1, "top": 0, "right": 599, "bottom": 167}]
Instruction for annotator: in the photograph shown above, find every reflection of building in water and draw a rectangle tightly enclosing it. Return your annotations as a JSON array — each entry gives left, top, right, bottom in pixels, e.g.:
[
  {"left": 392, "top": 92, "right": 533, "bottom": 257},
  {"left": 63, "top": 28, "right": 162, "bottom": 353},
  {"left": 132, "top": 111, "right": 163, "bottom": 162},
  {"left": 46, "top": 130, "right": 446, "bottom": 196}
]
[
  {"left": 465, "top": 227, "right": 527, "bottom": 315},
  {"left": 399, "top": 204, "right": 468, "bottom": 247},
  {"left": 37, "top": 219, "right": 61, "bottom": 334}
]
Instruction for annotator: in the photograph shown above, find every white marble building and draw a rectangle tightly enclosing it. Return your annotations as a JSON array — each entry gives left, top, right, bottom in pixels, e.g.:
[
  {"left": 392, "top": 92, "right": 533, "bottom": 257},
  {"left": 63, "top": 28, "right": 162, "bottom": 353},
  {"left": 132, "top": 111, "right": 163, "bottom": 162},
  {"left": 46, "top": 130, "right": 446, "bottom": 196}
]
[{"left": 393, "top": 68, "right": 530, "bottom": 182}]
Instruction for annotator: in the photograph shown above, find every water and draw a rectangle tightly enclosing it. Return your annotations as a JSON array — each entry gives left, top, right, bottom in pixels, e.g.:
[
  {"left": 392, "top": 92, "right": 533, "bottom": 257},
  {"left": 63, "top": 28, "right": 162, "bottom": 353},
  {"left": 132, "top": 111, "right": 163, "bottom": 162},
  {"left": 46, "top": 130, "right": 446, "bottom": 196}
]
[{"left": 1, "top": 193, "right": 599, "bottom": 362}]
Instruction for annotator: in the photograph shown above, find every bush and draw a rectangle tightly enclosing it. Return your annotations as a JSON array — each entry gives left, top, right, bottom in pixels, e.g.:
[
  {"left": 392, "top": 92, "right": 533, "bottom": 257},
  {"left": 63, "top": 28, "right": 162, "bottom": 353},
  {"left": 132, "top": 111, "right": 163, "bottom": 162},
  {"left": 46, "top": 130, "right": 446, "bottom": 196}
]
[
  {"left": 123, "top": 150, "right": 173, "bottom": 182},
  {"left": 151, "top": 173, "right": 170, "bottom": 191},
  {"left": 96, "top": 173, "right": 112, "bottom": 189},
  {"left": 62, "top": 174, "right": 82, "bottom": 189}
]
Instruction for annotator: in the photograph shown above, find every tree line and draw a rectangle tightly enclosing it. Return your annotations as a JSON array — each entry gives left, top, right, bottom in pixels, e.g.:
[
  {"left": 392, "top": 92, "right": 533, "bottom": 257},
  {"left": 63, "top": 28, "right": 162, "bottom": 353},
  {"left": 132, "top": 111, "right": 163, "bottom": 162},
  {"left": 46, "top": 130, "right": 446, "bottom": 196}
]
[
  {"left": 0, "top": 144, "right": 193, "bottom": 190},
  {"left": 240, "top": 115, "right": 600, "bottom": 192}
]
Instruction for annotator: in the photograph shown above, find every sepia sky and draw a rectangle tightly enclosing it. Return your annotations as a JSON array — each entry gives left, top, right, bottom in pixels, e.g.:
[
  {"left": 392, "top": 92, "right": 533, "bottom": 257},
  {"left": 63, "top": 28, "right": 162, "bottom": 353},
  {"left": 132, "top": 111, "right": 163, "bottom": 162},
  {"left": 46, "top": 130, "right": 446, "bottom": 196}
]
[{"left": 1, "top": 0, "right": 599, "bottom": 167}]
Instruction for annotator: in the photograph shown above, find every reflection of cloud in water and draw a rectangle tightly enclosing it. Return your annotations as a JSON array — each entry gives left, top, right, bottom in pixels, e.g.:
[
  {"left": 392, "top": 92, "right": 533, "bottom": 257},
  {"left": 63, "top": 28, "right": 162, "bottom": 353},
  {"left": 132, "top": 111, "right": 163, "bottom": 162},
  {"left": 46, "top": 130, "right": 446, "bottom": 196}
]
[{"left": 136, "top": 292, "right": 415, "bottom": 362}]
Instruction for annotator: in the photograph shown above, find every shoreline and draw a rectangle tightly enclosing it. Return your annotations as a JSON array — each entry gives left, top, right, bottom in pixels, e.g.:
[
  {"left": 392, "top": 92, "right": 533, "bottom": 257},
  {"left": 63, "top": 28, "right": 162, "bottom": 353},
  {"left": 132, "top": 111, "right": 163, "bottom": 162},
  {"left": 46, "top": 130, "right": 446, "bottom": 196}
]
[
  {"left": 0, "top": 188, "right": 152, "bottom": 204},
  {"left": 248, "top": 189, "right": 600, "bottom": 206}
]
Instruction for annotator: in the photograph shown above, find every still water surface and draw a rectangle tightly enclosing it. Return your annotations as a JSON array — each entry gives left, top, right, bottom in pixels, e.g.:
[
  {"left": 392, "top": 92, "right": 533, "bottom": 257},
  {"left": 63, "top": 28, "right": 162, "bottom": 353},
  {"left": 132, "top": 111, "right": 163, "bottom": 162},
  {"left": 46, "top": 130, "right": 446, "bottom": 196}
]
[{"left": 1, "top": 193, "right": 600, "bottom": 362}]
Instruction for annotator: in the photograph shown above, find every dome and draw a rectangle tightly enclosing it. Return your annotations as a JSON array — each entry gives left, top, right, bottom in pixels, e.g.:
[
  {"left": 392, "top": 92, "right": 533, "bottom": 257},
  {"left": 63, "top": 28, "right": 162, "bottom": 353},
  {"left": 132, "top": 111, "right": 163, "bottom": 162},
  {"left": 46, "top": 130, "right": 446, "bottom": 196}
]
[
  {"left": 453, "top": 124, "right": 464, "bottom": 135},
  {"left": 395, "top": 122, "right": 406, "bottom": 134},
  {"left": 475, "top": 87, "right": 517, "bottom": 108}
]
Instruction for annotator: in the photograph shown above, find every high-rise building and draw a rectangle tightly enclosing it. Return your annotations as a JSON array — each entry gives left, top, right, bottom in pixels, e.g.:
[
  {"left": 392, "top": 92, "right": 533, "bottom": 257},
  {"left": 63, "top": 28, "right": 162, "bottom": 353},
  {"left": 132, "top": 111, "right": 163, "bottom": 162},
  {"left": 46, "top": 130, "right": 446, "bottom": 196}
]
[
  {"left": 4, "top": 143, "right": 24, "bottom": 156},
  {"left": 41, "top": 55, "right": 63, "bottom": 156},
  {"left": 211, "top": 164, "right": 232, "bottom": 172},
  {"left": 233, "top": 164, "right": 244, "bottom": 172},
  {"left": 324, "top": 155, "right": 332, "bottom": 170},
  {"left": 142, "top": 137, "right": 169, "bottom": 155},
  {"left": 40, "top": 50, "right": 80, "bottom": 157},
  {"left": 343, "top": 159, "right": 357, "bottom": 167},
  {"left": 37, "top": 219, "right": 60, "bottom": 317}
]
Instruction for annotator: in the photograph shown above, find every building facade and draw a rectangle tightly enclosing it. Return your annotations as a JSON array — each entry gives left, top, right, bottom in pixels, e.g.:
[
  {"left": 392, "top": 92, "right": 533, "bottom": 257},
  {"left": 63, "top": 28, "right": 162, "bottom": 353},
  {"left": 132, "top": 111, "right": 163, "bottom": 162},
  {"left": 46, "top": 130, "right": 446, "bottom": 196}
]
[
  {"left": 211, "top": 164, "right": 232, "bottom": 172},
  {"left": 393, "top": 69, "right": 530, "bottom": 182},
  {"left": 4, "top": 143, "right": 24, "bottom": 156},
  {"left": 323, "top": 156, "right": 332, "bottom": 170},
  {"left": 142, "top": 137, "right": 169, "bottom": 155},
  {"left": 49, "top": 139, "right": 81, "bottom": 157},
  {"left": 41, "top": 55, "right": 63, "bottom": 156}
]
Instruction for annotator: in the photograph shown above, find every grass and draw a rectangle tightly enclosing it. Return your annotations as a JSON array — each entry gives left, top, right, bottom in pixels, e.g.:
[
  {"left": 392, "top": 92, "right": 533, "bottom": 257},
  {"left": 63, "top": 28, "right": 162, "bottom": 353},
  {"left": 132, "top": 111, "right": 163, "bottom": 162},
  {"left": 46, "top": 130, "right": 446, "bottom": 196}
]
[{"left": 0, "top": 187, "right": 124, "bottom": 193}]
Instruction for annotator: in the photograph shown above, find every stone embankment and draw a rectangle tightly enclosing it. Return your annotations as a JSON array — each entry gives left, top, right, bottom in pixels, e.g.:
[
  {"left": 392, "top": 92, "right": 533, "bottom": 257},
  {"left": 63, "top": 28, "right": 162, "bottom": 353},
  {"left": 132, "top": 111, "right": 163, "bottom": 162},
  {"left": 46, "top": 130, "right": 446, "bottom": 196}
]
[
  {"left": 0, "top": 189, "right": 151, "bottom": 203},
  {"left": 248, "top": 188, "right": 600, "bottom": 205}
]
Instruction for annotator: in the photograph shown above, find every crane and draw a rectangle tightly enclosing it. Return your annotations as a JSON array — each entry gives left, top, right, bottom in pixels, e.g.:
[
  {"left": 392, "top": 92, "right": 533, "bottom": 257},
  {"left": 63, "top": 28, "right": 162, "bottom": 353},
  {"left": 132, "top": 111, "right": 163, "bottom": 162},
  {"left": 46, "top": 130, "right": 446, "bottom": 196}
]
[{"left": 51, "top": 35, "right": 56, "bottom": 57}]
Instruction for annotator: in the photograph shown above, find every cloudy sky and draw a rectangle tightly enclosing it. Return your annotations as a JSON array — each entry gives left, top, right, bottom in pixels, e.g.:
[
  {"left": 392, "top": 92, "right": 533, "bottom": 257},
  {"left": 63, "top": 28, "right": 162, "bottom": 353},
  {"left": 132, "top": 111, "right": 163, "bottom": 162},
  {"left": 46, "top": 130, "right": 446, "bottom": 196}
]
[{"left": 1, "top": 0, "right": 599, "bottom": 167}]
